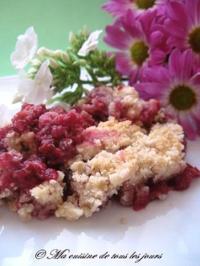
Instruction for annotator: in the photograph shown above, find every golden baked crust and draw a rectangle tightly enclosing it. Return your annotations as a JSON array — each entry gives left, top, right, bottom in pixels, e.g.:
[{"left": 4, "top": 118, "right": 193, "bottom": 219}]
[
  {"left": 76, "top": 117, "right": 145, "bottom": 161},
  {"left": 57, "top": 122, "right": 185, "bottom": 220}
]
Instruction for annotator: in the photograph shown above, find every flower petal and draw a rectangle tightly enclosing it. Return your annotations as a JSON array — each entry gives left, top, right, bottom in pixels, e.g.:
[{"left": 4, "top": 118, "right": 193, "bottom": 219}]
[
  {"left": 178, "top": 112, "right": 198, "bottom": 140},
  {"left": 149, "top": 49, "right": 166, "bottom": 65},
  {"left": 165, "top": 19, "right": 187, "bottom": 39},
  {"left": 168, "top": 49, "right": 182, "bottom": 79},
  {"left": 166, "top": 2, "right": 188, "bottom": 24},
  {"left": 135, "top": 82, "right": 164, "bottom": 100},
  {"left": 78, "top": 30, "right": 103, "bottom": 56},
  {"left": 192, "top": 106, "right": 200, "bottom": 134},
  {"left": 11, "top": 27, "right": 38, "bottom": 70},
  {"left": 121, "top": 10, "right": 142, "bottom": 39},
  {"left": 185, "top": 0, "right": 200, "bottom": 26},
  {"left": 18, "top": 61, "right": 53, "bottom": 105},
  {"left": 34, "top": 60, "right": 53, "bottom": 87},
  {"left": 150, "top": 31, "right": 164, "bottom": 47},
  {"left": 141, "top": 65, "right": 170, "bottom": 84},
  {"left": 102, "top": 0, "right": 131, "bottom": 17},
  {"left": 180, "top": 49, "right": 196, "bottom": 80},
  {"left": 191, "top": 72, "right": 200, "bottom": 86},
  {"left": 168, "top": 49, "right": 194, "bottom": 81},
  {"left": 115, "top": 52, "right": 135, "bottom": 75},
  {"left": 139, "top": 9, "right": 157, "bottom": 41},
  {"left": 104, "top": 22, "right": 131, "bottom": 49}
]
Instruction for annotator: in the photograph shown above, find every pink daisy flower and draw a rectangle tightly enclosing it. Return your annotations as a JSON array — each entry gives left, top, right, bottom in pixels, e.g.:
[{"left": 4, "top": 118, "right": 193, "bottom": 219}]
[
  {"left": 102, "top": 0, "right": 182, "bottom": 17},
  {"left": 104, "top": 9, "right": 169, "bottom": 80},
  {"left": 135, "top": 49, "right": 200, "bottom": 140},
  {"left": 165, "top": 0, "right": 200, "bottom": 57}
]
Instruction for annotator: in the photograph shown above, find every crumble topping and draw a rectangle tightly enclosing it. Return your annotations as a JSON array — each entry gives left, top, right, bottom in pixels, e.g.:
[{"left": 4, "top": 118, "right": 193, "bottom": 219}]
[
  {"left": 108, "top": 86, "right": 144, "bottom": 120},
  {"left": 5, "top": 131, "right": 36, "bottom": 153},
  {"left": 55, "top": 202, "right": 83, "bottom": 221},
  {"left": 17, "top": 203, "right": 34, "bottom": 220},
  {"left": 30, "top": 171, "right": 64, "bottom": 206},
  {"left": 76, "top": 117, "right": 145, "bottom": 160},
  {"left": 67, "top": 122, "right": 185, "bottom": 219},
  {"left": 30, "top": 180, "right": 63, "bottom": 205},
  {"left": 0, "top": 188, "right": 12, "bottom": 199}
]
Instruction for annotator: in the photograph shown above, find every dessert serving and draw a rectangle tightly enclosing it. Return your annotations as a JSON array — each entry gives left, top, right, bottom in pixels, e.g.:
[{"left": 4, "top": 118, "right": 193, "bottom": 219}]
[
  {"left": 1, "top": 0, "right": 200, "bottom": 222},
  {"left": 0, "top": 86, "right": 199, "bottom": 221}
]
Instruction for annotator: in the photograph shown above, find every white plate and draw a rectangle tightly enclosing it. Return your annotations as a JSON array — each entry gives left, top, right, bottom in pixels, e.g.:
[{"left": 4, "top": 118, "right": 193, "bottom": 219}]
[{"left": 0, "top": 77, "right": 200, "bottom": 266}]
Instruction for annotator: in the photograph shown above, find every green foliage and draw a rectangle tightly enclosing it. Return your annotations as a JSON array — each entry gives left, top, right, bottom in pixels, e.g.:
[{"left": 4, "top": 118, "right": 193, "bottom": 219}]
[{"left": 28, "top": 29, "right": 124, "bottom": 105}]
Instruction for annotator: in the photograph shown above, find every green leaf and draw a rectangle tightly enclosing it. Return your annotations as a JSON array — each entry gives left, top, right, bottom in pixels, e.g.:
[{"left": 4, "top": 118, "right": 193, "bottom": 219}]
[{"left": 50, "top": 86, "right": 84, "bottom": 105}]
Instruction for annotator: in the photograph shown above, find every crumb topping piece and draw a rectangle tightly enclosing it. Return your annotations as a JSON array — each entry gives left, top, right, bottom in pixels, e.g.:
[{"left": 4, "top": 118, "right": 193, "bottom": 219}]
[
  {"left": 55, "top": 202, "right": 83, "bottom": 221},
  {"left": 5, "top": 131, "right": 36, "bottom": 153},
  {"left": 109, "top": 86, "right": 144, "bottom": 120},
  {"left": 30, "top": 172, "right": 64, "bottom": 206},
  {"left": 68, "top": 122, "right": 185, "bottom": 219},
  {"left": 76, "top": 117, "right": 145, "bottom": 161},
  {"left": 17, "top": 204, "right": 34, "bottom": 220}
]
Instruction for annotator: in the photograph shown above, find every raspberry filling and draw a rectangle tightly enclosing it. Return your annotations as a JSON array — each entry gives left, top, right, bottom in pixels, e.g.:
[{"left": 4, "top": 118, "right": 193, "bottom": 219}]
[
  {"left": 0, "top": 103, "right": 94, "bottom": 193},
  {"left": 0, "top": 151, "right": 58, "bottom": 191},
  {"left": 78, "top": 86, "right": 161, "bottom": 126},
  {"left": 119, "top": 164, "right": 200, "bottom": 211}
]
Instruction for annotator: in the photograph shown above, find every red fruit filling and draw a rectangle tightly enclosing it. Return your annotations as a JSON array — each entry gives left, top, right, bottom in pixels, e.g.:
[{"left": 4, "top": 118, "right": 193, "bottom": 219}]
[
  {"left": 0, "top": 151, "right": 58, "bottom": 192},
  {"left": 78, "top": 86, "right": 161, "bottom": 126},
  {"left": 36, "top": 109, "right": 94, "bottom": 166},
  {"left": 0, "top": 103, "right": 94, "bottom": 193},
  {"left": 140, "top": 99, "right": 161, "bottom": 128},
  {"left": 77, "top": 87, "right": 113, "bottom": 121},
  {"left": 12, "top": 104, "right": 46, "bottom": 133},
  {"left": 119, "top": 164, "right": 200, "bottom": 211},
  {"left": 0, "top": 125, "right": 12, "bottom": 152}
]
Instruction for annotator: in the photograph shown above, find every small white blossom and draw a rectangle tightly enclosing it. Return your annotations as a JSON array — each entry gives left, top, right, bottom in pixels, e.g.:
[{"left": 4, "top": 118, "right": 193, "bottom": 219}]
[
  {"left": 36, "top": 47, "right": 54, "bottom": 58},
  {"left": 17, "top": 60, "right": 53, "bottom": 104},
  {"left": 78, "top": 30, "right": 103, "bottom": 57},
  {"left": 11, "top": 27, "right": 38, "bottom": 70}
]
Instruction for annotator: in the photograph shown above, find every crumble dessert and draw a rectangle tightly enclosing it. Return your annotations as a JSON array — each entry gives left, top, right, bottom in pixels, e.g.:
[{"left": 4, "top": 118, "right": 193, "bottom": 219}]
[
  {"left": 56, "top": 122, "right": 185, "bottom": 219},
  {"left": 0, "top": 86, "right": 199, "bottom": 221}
]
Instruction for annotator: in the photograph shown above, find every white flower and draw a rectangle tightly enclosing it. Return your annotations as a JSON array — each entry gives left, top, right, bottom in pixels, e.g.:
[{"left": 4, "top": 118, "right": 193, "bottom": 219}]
[
  {"left": 17, "top": 60, "right": 53, "bottom": 104},
  {"left": 11, "top": 27, "right": 38, "bottom": 70},
  {"left": 78, "top": 30, "right": 103, "bottom": 57}
]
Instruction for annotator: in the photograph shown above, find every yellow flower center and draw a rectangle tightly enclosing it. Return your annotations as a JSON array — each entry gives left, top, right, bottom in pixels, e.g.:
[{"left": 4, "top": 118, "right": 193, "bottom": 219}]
[
  {"left": 189, "top": 27, "right": 200, "bottom": 54},
  {"left": 135, "top": 0, "right": 156, "bottom": 9},
  {"left": 169, "top": 85, "right": 197, "bottom": 110},
  {"left": 130, "top": 41, "right": 149, "bottom": 66}
]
